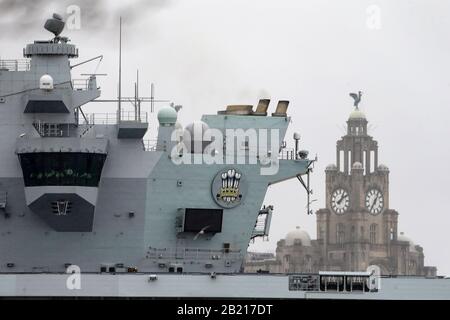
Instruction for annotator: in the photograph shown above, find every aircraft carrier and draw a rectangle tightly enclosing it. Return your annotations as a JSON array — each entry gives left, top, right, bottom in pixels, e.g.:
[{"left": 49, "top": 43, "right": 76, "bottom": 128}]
[{"left": 0, "top": 14, "right": 449, "bottom": 299}]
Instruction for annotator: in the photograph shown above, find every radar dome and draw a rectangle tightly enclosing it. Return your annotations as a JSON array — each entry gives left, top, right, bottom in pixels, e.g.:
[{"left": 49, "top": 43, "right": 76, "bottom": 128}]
[
  {"left": 157, "top": 106, "right": 177, "bottom": 126},
  {"left": 40, "top": 74, "right": 54, "bottom": 90}
]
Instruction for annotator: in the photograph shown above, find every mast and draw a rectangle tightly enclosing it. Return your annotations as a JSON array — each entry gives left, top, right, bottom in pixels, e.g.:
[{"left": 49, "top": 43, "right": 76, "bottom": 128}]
[{"left": 118, "top": 17, "right": 122, "bottom": 122}]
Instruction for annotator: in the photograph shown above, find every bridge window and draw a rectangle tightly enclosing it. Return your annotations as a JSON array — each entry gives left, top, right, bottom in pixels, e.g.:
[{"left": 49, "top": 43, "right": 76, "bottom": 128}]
[{"left": 18, "top": 152, "right": 106, "bottom": 187}]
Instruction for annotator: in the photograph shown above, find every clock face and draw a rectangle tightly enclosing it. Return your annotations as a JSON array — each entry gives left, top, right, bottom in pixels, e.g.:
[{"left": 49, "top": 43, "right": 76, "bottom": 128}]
[
  {"left": 365, "top": 189, "right": 384, "bottom": 215},
  {"left": 331, "top": 188, "right": 349, "bottom": 214}
]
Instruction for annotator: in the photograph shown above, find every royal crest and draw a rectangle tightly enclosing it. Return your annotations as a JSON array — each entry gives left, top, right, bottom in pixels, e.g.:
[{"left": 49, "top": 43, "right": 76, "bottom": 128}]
[{"left": 211, "top": 169, "right": 246, "bottom": 208}]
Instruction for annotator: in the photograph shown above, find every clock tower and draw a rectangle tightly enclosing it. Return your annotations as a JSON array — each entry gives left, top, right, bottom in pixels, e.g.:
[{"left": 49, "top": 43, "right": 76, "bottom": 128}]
[
  {"left": 316, "top": 100, "right": 400, "bottom": 273},
  {"left": 245, "top": 94, "right": 437, "bottom": 276}
]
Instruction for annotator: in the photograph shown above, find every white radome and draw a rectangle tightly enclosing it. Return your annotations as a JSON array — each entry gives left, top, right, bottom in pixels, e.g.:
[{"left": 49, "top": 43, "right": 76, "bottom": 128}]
[{"left": 39, "top": 74, "right": 54, "bottom": 90}]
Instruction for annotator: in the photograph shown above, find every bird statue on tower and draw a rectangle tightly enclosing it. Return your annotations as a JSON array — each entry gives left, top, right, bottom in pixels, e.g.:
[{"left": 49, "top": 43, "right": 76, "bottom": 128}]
[{"left": 349, "top": 91, "right": 363, "bottom": 109}]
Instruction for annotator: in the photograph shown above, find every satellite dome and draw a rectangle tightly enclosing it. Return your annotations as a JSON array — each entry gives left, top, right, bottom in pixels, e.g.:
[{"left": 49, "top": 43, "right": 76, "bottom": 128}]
[
  {"left": 397, "top": 232, "right": 417, "bottom": 252},
  {"left": 349, "top": 109, "right": 366, "bottom": 120},
  {"left": 39, "top": 74, "right": 54, "bottom": 90},
  {"left": 326, "top": 164, "right": 337, "bottom": 171},
  {"left": 157, "top": 106, "right": 177, "bottom": 126},
  {"left": 352, "top": 161, "right": 363, "bottom": 170},
  {"left": 285, "top": 227, "right": 311, "bottom": 246},
  {"left": 378, "top": 164, "right": 389, "bottom": 171}
]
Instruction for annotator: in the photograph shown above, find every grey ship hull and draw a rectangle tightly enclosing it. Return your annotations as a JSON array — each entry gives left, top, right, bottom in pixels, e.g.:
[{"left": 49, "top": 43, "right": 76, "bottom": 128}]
[{"left": 1, "top": 273, "right": 449, "bottom": 299}]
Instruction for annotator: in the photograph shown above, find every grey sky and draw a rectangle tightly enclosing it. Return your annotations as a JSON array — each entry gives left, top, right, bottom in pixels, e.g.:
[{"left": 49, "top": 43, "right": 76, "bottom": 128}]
[{"left": 1, "top": 0, "right": 449, "bottom": 275}]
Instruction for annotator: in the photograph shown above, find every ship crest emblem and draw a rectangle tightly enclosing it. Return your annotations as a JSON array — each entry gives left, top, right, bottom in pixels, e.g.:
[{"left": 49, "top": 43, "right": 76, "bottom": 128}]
[{"left": 212, "top": 169, "right": 246, "bottom": 208}]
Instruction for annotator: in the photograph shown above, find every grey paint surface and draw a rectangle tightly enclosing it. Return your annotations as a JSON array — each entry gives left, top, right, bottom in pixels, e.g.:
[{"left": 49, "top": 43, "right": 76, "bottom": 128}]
[{"left": 0, "top": 273, "right": 449, "bottom": 299}]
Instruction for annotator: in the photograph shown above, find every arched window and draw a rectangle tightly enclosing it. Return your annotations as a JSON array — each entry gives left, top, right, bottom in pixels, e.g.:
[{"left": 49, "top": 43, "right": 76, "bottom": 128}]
[
  {"left": 370, "top": 224, "right": 378, "bottom": 244},
  {"left": 336, "top": 223, "right": 345, "bottom": 245},
  {"left": 351, "top": 225, "right": 356, "bottom": 241}
]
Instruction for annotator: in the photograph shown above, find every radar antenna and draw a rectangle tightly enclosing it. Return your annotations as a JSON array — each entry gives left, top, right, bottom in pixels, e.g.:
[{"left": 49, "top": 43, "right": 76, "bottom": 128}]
[{"left": 44, "top": 13, "right": 66, "bottom": 43}]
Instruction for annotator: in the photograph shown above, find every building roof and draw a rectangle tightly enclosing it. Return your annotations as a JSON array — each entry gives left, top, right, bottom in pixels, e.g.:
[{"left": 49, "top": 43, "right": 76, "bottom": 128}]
[
  {"left": 348, "top": 108, "right": 366, "bottom": 120},
  {"left": 285, "top": 226, "right": 312, "bottom": 246},
  {"left": 397, "top": 232, "right": 417, "bottom": 252}
]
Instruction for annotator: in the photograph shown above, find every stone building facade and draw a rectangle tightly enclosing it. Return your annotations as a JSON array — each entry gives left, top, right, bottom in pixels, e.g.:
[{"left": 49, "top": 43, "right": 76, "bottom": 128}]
[{"left": 245, "top": 106, "right": 437, "bottom": 276}]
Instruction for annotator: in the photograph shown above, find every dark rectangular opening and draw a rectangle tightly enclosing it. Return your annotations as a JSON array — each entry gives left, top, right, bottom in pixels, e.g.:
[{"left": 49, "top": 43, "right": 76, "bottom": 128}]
[
  {"left": 18, "top": 152, "right": 106, "bottom": 187},
  {"left": 183, "top": 208, "right": 223, "bottom": 233}
]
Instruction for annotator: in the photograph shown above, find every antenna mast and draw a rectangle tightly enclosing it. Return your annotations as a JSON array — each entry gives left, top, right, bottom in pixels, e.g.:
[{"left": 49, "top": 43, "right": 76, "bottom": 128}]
[
  {"left": 151, "top": 83, "right": 155, "bottom": 113},
  {"left": 118, "top": 17, "right": 122, "bottom": 122}
]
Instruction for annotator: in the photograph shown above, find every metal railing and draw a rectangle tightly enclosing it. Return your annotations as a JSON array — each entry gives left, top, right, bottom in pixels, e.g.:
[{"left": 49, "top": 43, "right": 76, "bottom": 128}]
[
  {"left": 143, "top": 139, "right": 158, "bottom": 151},
  {"left": 81, "top": 111, "right": 148, "bottom": 125},
  {"left": 83, "top": 113, "right": 117, "bottom": 125},
  {"left": 33, "top": 122, "right": 71, "bottom": 137},
  {"left": 72, "top": 79, "right": 90, "bottom": 91},
  {"left": 118, "top": 110, "right": 148, "bottom": 123},
  {"left": 146, "top": 247, "right": 242, "bottom": 261},
  {"left": 0, "top": 59, "right": 30, "bottom": 71},
  {"left": 279, "top": 148, "right": 297, "bottom": 160}
]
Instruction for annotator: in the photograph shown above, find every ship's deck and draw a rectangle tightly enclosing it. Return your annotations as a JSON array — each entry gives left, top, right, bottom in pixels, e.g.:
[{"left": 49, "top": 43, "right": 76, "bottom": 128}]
[{"left": 0, "top": 273, "right": 449, "bottom": 299}]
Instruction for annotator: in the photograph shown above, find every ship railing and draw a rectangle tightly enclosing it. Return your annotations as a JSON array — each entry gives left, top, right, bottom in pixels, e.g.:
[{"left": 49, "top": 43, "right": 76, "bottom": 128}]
[
  {"left": 33, "top": 121, "right": 72, "bottom": 137},
  {"left": 147, "top": 247, "right": 242, "bottom": 261},
  {"left": 80, "top": 111, "right": 149, "bottom": 125},
  {"left": 118, "top": 110, "right": 148, "bottom": 123},
  {"left": 278, "top": 148, "right": 296, "bottom": 160},
  {"left": 143, "top": 139, "right": 159, "bottom": 151},
  {"left": 0, "top": 59, "right": 30, "bottom": 71},
  {"left": 82, "top": 113, "right": 117, "bottom": 125},
  {"left": 72, "top": 79, "right": 90, "bottom": 91}
]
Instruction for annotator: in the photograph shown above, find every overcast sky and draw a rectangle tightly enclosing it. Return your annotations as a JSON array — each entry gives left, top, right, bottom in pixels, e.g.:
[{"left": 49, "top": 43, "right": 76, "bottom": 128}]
[{"left": 1, "top": 0, "right": 449, "bottom": 275}]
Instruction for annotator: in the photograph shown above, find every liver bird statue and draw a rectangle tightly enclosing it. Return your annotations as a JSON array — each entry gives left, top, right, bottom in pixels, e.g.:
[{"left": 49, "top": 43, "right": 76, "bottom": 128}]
[{"left": 349, "top": 91, "right": 362, "bottom": 109}]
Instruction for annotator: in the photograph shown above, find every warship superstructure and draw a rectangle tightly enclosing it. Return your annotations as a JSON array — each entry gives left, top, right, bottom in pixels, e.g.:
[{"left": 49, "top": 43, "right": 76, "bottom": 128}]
[
  {"left": 0, "top": 15, "right": 449, "bottom": 299},
  {"left": 0, "top": 14, "right": 313, "bottom": 275}
]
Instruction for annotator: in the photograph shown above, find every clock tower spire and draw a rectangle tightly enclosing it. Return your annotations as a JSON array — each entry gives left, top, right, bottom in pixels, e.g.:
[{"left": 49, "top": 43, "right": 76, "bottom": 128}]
[{"left": 316, "top": 92, "right": 396, "bottom": 272}]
